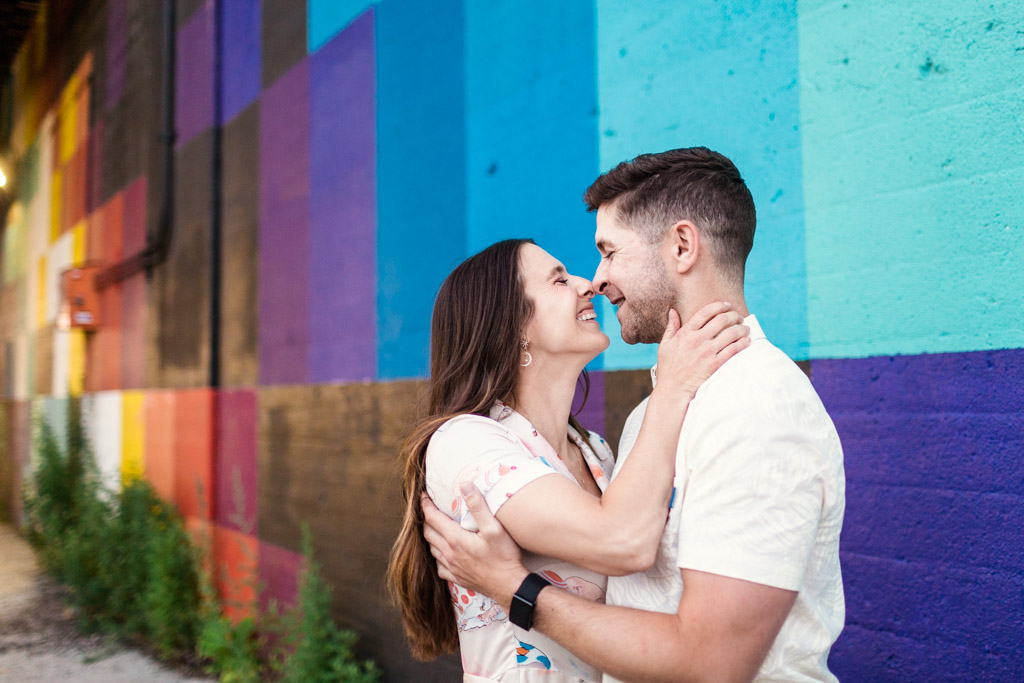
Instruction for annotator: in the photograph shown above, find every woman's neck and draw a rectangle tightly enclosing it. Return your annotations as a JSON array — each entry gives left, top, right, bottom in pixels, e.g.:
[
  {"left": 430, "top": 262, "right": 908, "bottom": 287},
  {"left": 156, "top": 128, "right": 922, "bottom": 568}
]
[{"left": 512, "top": 356, "right": 585, "bottom": 459}]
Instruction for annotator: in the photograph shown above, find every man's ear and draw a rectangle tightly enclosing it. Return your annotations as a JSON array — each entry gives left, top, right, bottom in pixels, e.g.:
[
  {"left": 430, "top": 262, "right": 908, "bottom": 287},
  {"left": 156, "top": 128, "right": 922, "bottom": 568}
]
[{"left": 668, "top": 220, "right": 700, "bottom": 274}]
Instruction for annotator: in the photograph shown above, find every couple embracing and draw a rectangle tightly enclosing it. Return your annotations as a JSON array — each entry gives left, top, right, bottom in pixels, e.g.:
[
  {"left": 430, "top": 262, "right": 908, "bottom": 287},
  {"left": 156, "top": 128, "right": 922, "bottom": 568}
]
[{"left": 388, "top": 147, "right": 845, "bottom": 683}]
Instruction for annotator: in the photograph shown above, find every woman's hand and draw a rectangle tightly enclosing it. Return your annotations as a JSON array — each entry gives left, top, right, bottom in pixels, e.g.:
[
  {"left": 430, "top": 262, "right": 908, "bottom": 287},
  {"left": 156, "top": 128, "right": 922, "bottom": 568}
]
[{"left": 654, "top": 302, "right": 751, "bottom": 404}]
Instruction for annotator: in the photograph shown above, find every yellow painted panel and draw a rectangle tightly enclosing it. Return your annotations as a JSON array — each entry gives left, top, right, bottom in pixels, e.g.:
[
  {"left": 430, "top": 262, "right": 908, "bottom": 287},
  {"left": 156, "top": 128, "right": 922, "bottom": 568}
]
[
  {"left": 122, "top": 391, "right": 146, "bottom": 482},
  {"left": 59, "top": 97, "right": 78, "bottom": 163},
  {"left": 72, "top": 220, "right": 87, "bottom": 264},
  {"left": 36, "top": 255, "right": 47, "bottom": 328},
  {"left": 49, "top": 168, "right": 62, "bottom": 243},
  {"left": 69, "top": 329, "right": 86, "bottom": 396}
]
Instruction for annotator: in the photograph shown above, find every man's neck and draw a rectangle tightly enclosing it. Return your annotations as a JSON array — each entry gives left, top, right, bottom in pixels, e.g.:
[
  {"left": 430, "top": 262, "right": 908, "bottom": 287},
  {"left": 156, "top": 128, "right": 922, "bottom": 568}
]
[{"left": 679, "top": 287, "right": 749, "bottom": 323}]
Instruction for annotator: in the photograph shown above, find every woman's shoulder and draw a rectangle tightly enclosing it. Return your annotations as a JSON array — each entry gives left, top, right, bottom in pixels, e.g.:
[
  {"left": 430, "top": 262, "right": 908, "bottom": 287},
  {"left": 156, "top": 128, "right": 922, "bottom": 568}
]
[{"left": 426, "top": 414, "right": 522, "bottom": 459}]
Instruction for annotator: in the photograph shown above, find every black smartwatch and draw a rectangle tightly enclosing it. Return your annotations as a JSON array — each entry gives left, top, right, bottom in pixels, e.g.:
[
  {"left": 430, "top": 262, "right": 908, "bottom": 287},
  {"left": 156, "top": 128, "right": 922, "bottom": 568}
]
[{"left": 508, "top": 572, "right": 551, "bottom": 630}]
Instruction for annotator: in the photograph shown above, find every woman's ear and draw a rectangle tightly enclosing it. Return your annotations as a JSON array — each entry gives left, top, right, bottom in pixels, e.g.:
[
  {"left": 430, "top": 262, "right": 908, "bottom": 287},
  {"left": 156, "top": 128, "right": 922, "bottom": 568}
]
[{"left": 669, "top": 220, "right": 700, "bottom": 274}]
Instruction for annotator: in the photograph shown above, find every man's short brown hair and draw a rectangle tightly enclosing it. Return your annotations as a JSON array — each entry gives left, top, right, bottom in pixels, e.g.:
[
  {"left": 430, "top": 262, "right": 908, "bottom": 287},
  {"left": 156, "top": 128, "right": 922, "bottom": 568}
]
[{"left": 584, "top": 147, "right": 756, "bottom": 283}]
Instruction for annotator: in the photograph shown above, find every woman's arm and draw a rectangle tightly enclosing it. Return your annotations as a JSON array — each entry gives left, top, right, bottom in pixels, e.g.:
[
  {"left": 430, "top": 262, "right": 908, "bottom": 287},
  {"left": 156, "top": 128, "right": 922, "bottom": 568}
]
[{"left": 495, "top": 302, "right": 749, "bottom": 576}]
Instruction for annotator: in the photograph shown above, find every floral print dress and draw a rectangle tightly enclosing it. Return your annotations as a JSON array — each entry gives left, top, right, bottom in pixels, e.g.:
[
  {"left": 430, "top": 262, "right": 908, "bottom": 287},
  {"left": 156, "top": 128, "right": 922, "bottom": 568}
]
[{"left": 425, "top": 402, "right": 615, "bottom": 682}]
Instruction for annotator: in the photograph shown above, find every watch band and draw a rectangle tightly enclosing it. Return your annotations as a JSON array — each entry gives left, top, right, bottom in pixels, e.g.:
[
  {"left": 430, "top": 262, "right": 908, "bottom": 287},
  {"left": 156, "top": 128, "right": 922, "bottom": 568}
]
[{"left": 509, "top": 572, "right": 551, "bottom": 630}]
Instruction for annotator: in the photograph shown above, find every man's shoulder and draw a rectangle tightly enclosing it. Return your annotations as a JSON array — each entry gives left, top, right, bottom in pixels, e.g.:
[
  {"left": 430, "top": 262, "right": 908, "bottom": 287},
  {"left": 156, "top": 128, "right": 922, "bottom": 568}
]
[{"left": 700, "top": 338, "right": 818, "bottom": 407}]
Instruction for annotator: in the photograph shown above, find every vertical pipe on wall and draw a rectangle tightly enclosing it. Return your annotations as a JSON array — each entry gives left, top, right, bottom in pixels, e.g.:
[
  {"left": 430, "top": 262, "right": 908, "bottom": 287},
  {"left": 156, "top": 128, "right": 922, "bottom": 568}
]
[{"left": 210, "top": 0, "right": 222, "bottom": 389}]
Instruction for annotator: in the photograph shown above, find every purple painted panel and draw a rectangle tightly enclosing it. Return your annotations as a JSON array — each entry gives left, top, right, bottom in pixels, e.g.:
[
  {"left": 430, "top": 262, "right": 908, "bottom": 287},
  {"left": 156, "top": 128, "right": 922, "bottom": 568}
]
[
  {"left": 216, "top": 390, "right": 258, "bottom": 534},
  {"left": 259, "top": 540, "right": 302, "bottom": 610},
  {"left": 572, "top": 370, "right": 605, "bottom": 440},
  {"left": 308, "top": 10, "right": 377, "bottom": 383},
  {"left": 812, "top": 349, "right": 1024, "bottom": 680},
  {"left": 176, "top": 0, "right": 215, "bottom": 148},
  {"left": 105, "top": 0, "right": 127, "bottom": 109},
  {"left": 259, "top": 59, "right": 310, "bottom": 385},
  {"left": 220, "top": 0, "right": 262, "bottom": 124}
]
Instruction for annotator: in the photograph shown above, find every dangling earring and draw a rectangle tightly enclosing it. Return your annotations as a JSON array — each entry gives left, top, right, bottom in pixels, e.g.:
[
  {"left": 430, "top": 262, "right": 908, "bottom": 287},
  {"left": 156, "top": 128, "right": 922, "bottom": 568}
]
[{"left": 520, "top": 340, "right": 532, "bottom": 367}]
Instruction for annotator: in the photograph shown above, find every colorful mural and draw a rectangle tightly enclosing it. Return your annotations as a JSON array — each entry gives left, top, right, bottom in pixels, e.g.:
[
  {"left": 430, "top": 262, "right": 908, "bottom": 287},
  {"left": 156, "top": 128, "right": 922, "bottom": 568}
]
[{"left": 0, "top": 1, "right": 1021, "bottom": 681}]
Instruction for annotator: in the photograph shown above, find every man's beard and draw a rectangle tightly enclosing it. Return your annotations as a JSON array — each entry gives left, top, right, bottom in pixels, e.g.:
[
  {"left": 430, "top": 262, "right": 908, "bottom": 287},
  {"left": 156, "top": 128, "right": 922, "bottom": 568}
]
[{"left": 619, "top": 257, "right": 677, "bottom": 345}]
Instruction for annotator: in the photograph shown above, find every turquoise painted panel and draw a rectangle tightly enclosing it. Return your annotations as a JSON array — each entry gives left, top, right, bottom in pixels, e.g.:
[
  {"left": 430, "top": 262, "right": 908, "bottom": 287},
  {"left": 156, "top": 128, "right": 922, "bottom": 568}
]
[
  {"left": 376, "top": 0, "right": 465, "bottom": 379},
  {"left": 800, "top": 0, "right": 1024, "bottom": 358},
  {"left": 595, "top": 0, "right": 808, "bottom": 369},
  {"left": 464, "top": 0, "right": 600, "bottom": 287},
  {"left": 308, "top": 0, "right": 374, "bottom": 52}
]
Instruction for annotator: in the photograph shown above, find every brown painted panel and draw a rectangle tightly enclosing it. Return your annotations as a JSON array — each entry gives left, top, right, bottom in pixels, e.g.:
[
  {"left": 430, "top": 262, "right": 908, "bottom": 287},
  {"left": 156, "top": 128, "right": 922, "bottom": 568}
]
[
  {"left": 147, "top": 130, "right": 212, "bottom": 389},
  {"left": 0, "top": 402, "right": 12, "bottom": 522},
  {"left": 602, "top": 369, "right": 654, "bottom": 457},
  {"left": 258, "top": 380, "right": 460, "bottom": 681},
  {"left": 219, "top": 101, "right": 260, "bottom": 388}
]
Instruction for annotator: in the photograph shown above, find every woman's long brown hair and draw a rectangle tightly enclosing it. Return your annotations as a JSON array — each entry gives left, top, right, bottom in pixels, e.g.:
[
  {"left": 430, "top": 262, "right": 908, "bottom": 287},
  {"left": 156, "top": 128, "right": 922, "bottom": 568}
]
[{"left": 386, "top": 238, "right": 592, "bottom": 660}]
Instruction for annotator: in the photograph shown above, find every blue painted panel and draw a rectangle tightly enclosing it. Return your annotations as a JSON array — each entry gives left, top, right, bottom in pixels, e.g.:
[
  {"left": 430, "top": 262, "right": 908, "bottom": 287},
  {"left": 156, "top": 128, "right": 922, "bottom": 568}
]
[
  {"left": 799, "top": 0, "right": 1024, "bottom": 358},
  {"left": 376, "top": 0, "right": 465, "bottom": 379},
  {"left": 221, "top": 0, "right": 261, "bottom": 124},
  {"left": 595, "top": 0, "right": 808, "bottom": 368},
  {"left": 308, "top": 0, "right": 375, "bottom": 52},
  {"left": 814, "top": 349, "right": 1024, "bottom": 679},
  {"left": 464, "top": 0, "right": 600, "bottom": 286}
]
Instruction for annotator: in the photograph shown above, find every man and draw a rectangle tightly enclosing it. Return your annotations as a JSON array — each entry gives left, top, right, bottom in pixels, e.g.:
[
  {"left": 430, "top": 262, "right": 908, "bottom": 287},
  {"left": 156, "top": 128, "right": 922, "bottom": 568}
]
[{"left": 423, "top": 147, "right": 845, "bottom": 682}]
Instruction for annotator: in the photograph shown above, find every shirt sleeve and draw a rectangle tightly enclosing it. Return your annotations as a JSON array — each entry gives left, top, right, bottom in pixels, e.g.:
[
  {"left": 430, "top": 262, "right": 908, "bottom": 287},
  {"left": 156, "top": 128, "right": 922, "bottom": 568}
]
[
  {"left": 675, "top": 401, "right": 826, "bottom": 592},
  {"left": 424, "top": 415, "right": 565, "bottom": 532}
]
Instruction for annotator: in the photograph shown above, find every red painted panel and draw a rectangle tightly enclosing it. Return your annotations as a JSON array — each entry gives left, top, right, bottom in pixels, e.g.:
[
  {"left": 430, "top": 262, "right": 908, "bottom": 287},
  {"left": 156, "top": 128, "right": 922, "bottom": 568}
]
[
  {"left": 143, "top": 390, "right": 175, "bottom": 503},
  {"left": 214, "top": 525, "right": 258, "bottom": 622},
  {"left": 174, "top": 389, "right": 214, "bottom": 519}
]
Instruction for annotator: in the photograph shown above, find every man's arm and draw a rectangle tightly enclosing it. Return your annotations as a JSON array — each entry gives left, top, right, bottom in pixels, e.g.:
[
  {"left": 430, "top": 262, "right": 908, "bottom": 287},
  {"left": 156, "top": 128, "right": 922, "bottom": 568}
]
[{"left": 423, "top": 484, "right": 796, "bottom": 683}]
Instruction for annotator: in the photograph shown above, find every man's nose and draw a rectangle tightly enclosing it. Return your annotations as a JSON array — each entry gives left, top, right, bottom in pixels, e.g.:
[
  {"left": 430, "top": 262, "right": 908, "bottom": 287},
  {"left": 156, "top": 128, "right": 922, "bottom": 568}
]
[{"left": 592, "top": 260, "right": 609, "bottom": 294}]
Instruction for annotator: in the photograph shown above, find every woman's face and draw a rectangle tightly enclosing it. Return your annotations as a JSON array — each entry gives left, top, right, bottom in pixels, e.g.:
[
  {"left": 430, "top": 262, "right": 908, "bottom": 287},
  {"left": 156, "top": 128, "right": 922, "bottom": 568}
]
[{"left": 519, "top": 243, "right": 610, "bottom": 365}]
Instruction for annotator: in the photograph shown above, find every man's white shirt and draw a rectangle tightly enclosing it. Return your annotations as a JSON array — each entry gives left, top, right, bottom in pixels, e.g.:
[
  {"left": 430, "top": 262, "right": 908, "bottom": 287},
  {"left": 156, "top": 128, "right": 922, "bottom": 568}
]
[{"left": 605, "top": 315, "right": 845, "bottom": 683}]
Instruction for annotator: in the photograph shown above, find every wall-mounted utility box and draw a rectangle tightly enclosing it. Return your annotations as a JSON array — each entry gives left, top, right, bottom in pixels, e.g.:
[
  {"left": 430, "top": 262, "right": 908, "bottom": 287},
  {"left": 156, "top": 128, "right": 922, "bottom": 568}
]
[{"left": 59, "top": 264, "right": 101, "bottom": 331}]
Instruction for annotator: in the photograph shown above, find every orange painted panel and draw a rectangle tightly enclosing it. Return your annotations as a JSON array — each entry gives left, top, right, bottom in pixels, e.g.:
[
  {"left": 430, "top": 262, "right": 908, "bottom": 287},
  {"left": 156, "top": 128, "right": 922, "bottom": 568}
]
[
  {"left": 143, "top": 390, "right": 175, "bottom": 502},
  {"left": 174, "top": 389, "right": 214, "bottom": 519},
  {"left": 213, "top": 525, "right": 258, "bottom": 622}
]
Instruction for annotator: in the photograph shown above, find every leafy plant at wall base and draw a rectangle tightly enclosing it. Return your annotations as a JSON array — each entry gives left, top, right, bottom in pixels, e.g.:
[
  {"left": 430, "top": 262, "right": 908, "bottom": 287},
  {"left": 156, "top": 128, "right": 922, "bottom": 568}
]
[
  {"left": 144, "top": 514, "right": 202, "bottom": 658},
  {"left": 197, "top": 614, "right": 263, "bottom": 683},
  {"left": 281, "top": 524, "right": 380, "bottom": 683}
]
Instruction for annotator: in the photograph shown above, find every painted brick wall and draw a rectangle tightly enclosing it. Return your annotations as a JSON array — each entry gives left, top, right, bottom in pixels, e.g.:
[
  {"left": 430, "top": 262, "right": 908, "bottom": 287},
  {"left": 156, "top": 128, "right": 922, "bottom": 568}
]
[{"left": 1, "top": 1, "right": 1021, "bottom": 681}]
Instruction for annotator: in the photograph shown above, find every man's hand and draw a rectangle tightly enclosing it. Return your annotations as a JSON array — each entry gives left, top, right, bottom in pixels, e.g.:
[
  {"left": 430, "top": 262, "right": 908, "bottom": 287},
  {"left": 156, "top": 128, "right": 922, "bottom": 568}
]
[{"left": 422, "top": 482, "right": 529, "bottom": 610}]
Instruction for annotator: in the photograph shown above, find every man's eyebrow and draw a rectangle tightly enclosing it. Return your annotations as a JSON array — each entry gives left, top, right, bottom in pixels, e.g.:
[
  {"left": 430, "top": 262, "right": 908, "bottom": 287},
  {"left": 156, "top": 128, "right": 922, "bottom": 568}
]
[{"left": 595, "top": 239, "right": 614, "bottom": 253}]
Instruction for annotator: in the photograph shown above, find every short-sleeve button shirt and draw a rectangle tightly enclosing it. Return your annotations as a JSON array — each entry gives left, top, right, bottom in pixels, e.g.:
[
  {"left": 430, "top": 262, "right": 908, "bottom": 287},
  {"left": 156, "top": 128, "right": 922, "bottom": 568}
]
[{"left": 605, "top": 315, "right": 846, "bottom": 683}]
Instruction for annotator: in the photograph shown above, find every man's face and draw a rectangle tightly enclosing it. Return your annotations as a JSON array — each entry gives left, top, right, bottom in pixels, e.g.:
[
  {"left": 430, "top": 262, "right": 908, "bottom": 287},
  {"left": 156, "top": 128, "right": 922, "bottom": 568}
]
[{"left": 592, "top": 206, "right": 677, "bottom": 345}]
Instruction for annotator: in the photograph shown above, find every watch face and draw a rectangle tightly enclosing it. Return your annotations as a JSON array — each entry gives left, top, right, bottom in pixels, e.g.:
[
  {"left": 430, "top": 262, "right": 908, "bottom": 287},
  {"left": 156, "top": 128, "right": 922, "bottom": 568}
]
[{"left": 509, "top": 594, "right": 533, "bottom": 630}]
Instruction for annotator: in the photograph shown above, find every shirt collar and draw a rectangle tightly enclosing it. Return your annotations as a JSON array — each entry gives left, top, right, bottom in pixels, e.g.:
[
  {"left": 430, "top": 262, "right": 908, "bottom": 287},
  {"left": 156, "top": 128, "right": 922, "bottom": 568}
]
[{"left": 651, "top": 313, "right": 763, "bottom": 388}]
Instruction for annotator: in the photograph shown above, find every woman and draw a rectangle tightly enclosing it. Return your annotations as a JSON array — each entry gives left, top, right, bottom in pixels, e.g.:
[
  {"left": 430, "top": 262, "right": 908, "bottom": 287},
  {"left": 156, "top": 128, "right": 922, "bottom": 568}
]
[{"left": 388, "top": 239, "right": 749, "bottom": 681}]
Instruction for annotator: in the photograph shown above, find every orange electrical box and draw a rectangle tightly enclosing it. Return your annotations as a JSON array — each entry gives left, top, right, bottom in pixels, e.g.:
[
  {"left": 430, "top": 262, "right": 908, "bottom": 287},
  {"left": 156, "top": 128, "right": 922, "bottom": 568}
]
[{"left": 60, "top": 265, "right": 101, "bottom": 331}]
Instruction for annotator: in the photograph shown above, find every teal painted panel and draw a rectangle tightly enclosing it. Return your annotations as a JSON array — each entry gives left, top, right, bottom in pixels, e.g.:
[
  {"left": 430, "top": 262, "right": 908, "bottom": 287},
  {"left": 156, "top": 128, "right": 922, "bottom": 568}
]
[
  {"left": 800, "top": 0, "right": 1024, "bottom": 358},
  {"left": 308, "top": 0, "right": 373, "bottom": 52},
  {"left": 596, "top": 0, "right": 808, "bottom": 369}
]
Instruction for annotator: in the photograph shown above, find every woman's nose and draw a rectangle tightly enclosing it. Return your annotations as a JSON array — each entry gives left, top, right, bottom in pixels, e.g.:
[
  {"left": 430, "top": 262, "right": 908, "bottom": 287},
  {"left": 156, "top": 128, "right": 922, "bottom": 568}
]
[{"left": 574, "top": 276, "right": 596, "bottom": 299}]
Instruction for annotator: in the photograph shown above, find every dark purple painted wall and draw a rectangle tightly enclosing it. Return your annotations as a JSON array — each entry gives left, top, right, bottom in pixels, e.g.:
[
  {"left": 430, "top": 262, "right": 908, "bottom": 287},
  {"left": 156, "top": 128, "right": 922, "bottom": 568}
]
[{"left": 813, "top": 349, "right": 1024, "bottom": 681}]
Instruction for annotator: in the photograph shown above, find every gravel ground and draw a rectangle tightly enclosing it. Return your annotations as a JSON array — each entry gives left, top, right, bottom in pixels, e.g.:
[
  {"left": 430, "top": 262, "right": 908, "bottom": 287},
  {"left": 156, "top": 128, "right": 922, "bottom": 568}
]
[{"left": 0, "top": 524, "right": 213, "bottom": 682}]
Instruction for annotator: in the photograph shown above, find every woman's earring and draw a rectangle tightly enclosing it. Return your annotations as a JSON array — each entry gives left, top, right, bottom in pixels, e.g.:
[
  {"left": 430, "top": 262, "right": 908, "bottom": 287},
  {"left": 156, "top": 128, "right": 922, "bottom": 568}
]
[{"left": 520, "top": 340, "right": 532, "bottom": 368}]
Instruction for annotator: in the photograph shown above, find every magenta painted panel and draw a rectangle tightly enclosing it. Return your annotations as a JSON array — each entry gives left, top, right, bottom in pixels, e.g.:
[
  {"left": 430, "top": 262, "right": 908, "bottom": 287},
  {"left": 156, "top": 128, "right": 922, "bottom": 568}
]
[
  {"left": 121, "top": 176, "right": 147, "bottom": 388},
  {"left": 259, "top": 59, "right": 310, "bottom": 385},
  {"left": 87, "top": 120, "right": 104, "bottom": 212},
  {"left": 259, "top": 540, "right": 302, "bottom": 611},
  {"left": 216, "top": 390, "right": 258, "bottom": 534},
  {"left": 308, "top": 10, "right": 376, "bottom": 383},
  {"left": 572, "top": 370, "right": 605, "bottom": 440},
  {"left": 176, "top": 0, "right": 215, "bottom": 147}
]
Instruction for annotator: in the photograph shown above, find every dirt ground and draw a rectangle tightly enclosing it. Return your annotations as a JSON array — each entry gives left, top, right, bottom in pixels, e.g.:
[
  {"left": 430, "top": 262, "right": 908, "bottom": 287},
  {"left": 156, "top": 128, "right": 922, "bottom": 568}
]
[{"left": 0, "top": 523, "right": 213, "bottom": 682}]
